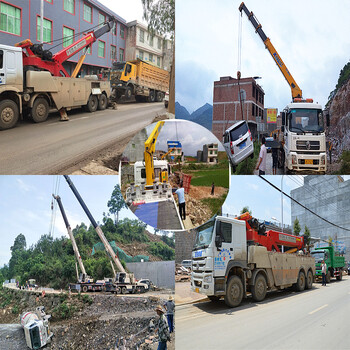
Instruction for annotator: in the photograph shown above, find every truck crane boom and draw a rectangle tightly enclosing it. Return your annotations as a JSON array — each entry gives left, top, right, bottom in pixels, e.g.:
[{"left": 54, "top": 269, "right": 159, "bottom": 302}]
[
  {"left": 239, "top": 2, "right": 303, "bottom": 100},
  {"left": 15, "top": 18, "right": 115, "bottom": 77},
  {"left": 63, "top": 175, "right": 125, "bottom": 274},
  {"left": 53, "top": 194, "right": 87, "bottom": 279}
]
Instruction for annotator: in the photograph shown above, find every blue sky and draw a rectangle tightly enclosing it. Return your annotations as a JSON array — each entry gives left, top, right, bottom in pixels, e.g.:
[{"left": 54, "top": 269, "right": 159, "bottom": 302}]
[
  {"left": 0, "top": 175, "right": 137, "bottom": 267},
  {"left": 176, "top": 0, "right": 350, "bottom": 114}
]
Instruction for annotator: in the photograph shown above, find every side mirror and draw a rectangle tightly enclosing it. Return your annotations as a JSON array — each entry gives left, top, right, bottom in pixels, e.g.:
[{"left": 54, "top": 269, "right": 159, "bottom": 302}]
[
  {"left": 215, "top": 235, "right": 222, "bottom": 249},
  {"left": 281, "top": 112, "right": 286, "bottom": 126}
]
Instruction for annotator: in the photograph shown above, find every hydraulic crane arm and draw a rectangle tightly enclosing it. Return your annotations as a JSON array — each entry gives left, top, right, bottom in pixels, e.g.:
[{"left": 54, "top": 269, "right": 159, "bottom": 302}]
[
  {"left": 63, "top": 175, "right": 126, "bottom": 274},
  {"left": 144, "top": 121, "right": 165, "bottom": 186},
  {"left": 239, "top": 2, "right": 303, "bottom": 100},
  {"left": 16, "top": 18, "right": 115, "bottom": 77},
  {"left": 53, "top": 195, "right": 87, "bottom": 277}
]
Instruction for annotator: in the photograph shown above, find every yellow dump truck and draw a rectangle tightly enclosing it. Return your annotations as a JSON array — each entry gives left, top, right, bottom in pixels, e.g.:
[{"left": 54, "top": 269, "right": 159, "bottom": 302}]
[{"left": 110, "top": 59, "right": 169, "bottom": 102}]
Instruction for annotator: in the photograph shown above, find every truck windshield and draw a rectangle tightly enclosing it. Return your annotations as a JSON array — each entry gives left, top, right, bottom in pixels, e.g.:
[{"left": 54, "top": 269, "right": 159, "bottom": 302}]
[
  {"left": 289, "top": 109, "right": 324, "bottom": 133},
  {"left": 229, "top": 122, "right": 249, "bottom": 141},
  {"left": 193, "top": 219, "right": 215, "bottom": 250},
  {"left": 311, "top": 251, "right": 325, "bottom": 262},
  {"left": 113, "top": 62, "right": 126, "bottom": 72}
]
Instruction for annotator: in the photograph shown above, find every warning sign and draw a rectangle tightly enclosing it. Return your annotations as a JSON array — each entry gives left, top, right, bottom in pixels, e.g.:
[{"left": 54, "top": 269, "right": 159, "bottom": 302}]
[{"left": 267, "top": 108, "right": 277, "bottom": 124}]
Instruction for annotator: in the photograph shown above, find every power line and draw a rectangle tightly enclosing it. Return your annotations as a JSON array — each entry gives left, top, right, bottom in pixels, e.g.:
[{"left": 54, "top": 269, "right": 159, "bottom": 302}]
[{"left": 259, "top": 175, "right": 350, "bottom": 232}]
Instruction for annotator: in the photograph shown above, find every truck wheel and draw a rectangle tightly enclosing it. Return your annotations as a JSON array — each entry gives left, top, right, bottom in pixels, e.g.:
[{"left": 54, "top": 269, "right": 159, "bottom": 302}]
[
  {"left": 156, "top": 91, "right": 164, "bottom": 102},
  {"left": 305, "top": 270, "right": 313, "bottom": 289},
  {"left": 31, "top": 97, "right": 49, "bottom": 123},
  {"left": 98, "top": 94, "right": 108, "bottom": 110},
  {"left": 82, "top": 285, "right": 88, "bottom": 293},
  {"left": 0, "top": 99, "right": 19, "bottom": 130},
  {"left": 125, "top": 86, "right": 132, "bottom": 100},
  {"left": 140, "top": 286, "right": 145, "bottom": 293},
  {"left": 251, "top": 274, "right": 267, "bottom": 302},
  {"left": 116, "top": 287, "right": 121, "bottom": 294},
  {"left": 336, "top": 270, "right": 342, "bottom": 281},
  {"left": 295, "top": 271, "right": 306, "bottom": 292},
  {"left": 326, "top": 271, "right": 331, "bottom": 284},
  {"left": 85, "top": 95, "right": 98, "bottom": 112},
  {"left": 121, "top": 286, "right": 127, "bottom": 294},
  {"left": 224, "top": 275, "right": 243, "bottom": 308},
  {"left": 148, "top": 91, "right": 155, "bottom": 103},
  {"left": 208, "top": 296, "right": 221, "bottom": 302}
]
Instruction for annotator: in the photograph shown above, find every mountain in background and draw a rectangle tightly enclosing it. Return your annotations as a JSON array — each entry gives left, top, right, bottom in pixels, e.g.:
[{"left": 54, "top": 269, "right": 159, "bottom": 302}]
[{"left": 175, "top": 102, "right": 213, "bottom": 131}]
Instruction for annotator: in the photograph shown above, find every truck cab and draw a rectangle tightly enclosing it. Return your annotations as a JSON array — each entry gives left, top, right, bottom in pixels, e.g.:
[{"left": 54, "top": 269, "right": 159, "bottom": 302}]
[{"left": 282, "top": 102, "right": 327, "bottom": 173}]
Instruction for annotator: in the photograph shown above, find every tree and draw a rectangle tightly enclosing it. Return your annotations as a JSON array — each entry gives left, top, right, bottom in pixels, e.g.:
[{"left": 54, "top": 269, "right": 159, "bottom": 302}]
[
  {"left": 10, "top": 234, "right": 26, "bottom": 252},
  {"left": 141, "top": 0, "right": 175, "bottom": 114},
  {"left": 107, "top": 184, "right": 127, "bottom": 224},
  {"left": 293, "top": 218, "right": 301, "bottom": 236},
  {"left": 304, "top": 225, "right": 311, "bottom": 252},
  {"left": 240, "top": 206, "right": 252, "bottom": 215}
]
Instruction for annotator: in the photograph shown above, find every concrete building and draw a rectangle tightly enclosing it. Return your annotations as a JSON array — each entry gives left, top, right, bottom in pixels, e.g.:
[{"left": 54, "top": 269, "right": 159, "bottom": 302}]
[
  {"left": 0, "top": 0, "right": 126, "bottom": 76},
  {"left": 212, "top": 76, "right": 265, "bottom": 140},
  {"left": 167, "top": 140, "right": 182, "bottom": 161},
  {"left": 203, "top": 143, "right": 218, "bottom": 163},
  {"left": 125, "top": 20, "right": 172, "bottom": 71},
  {"left": 291, "top": 175, "right": 350, "bottom": 261}
]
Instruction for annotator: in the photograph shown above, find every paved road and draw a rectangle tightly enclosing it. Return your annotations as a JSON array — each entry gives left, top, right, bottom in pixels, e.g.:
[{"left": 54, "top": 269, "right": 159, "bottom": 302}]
[
  {"left": 254, "top": 151, "right": 284, "bottom": 175},
  {"left": 0, "top": 103, "right": 165, "bottom": 174},
  {"left": 175, "top": 276, "right": 350, "bottom": 350}
]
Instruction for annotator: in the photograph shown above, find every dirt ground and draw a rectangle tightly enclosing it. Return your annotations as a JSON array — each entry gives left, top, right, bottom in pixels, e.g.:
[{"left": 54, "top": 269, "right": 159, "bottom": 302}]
[{"left": 188, "top": 185, "right": 227, "bottom": 200}]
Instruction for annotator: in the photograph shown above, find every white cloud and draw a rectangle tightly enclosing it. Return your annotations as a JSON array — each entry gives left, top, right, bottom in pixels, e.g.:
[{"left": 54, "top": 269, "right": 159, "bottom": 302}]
[{"left": 16, "top": 178, "right": 35, "bottom": 192}]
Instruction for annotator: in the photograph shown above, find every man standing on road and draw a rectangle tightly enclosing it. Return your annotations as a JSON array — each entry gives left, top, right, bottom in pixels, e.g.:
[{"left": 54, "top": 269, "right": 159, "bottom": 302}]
[
  {"left": 175, "top": 182, "right": 186, "bottom": 220},
  {"left": 271, "top": 134, "right": 278, "bottom": 175},
  {"left": 155, "top": 305, "right": 171, "bottom": 350},
  {"left": 321, "top": 260, "right": 327, "bottom": 286},
  {"left": 164, "top": 295, "right": 175, "bottom": 333},
  {"left": 256, "top": 136, "right": 267, "bottom": 175}
]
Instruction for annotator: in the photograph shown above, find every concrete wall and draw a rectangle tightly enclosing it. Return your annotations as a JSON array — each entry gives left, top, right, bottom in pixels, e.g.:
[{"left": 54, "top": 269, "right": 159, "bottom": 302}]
[
  {"left": 175, "top": 230, "right": 196, "bottom": 263},
  {"left": 126, "top": 261, "right": 175, "bottom": 289},
  {"left": 291, "top": 175, "right": 350, "bottom": 261}
]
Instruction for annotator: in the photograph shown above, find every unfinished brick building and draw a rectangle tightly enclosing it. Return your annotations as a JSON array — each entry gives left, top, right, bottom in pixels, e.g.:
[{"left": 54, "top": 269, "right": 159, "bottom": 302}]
[{"left": 212, "top": 76, "right": 265, "bottom": 141}]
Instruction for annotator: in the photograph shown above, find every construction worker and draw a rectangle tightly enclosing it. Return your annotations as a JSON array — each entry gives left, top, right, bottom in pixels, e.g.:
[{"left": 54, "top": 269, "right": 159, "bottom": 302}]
[
  {"left": 164, "top": 295, "right": 175, "bottom": 333},
  {"left": 175, "top": 182, "right": 186, "bottom": 220},
  {"left": 321, "top": 260, "right": 327, "bottom": 286},
  {"left": 256, "top": 136, "right": 267, "bottom": 175},
  {"left": 155, "top": 305, "right": 170, "bottom": 350},
  {"left": 271, "top": 134, "right": 278, "bottom": 175}
]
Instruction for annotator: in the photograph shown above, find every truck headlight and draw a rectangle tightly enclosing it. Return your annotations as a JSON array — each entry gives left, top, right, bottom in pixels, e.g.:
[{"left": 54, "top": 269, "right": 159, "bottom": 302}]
[
  {"left": 292, "top": 155, "right": 297, "bottom": 164},
  {"left": 321, "top": 155, "right": 325, "bottom": 165},
  {"left": 203, "top": 275, "right": 212, "bottom": 283}
]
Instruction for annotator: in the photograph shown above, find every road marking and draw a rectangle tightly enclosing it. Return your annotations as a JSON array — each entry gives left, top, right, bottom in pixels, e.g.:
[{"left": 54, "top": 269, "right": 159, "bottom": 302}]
[{"left": 309, "top": 304, "right": 328, "bottom": 315}]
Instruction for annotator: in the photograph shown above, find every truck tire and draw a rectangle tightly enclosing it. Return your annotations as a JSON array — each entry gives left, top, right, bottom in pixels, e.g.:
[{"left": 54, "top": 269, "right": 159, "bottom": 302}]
[
  {"left": 336, "top": 269, "right": 342, "bottom": 281},
  {"left": 82, "top": 285, "right": 88, "bottom": 293},
  {"left": 305, "top": 270, "right": 313, "bottom": 289},
  {"left": 148, "top": 90, "right": 155, "bottom": 103},
  {"left": 224, "top": 275, "right": 243, "bottom": 308},
  {"left": 0, "top": 99, "right": 19, "bottom": 130},
  {"left": 295, "top": 271, "right": 306, "bottom": 292},
  {"left": 208, "top": 296, "right": 221, "bottom": 302},
  {"left": 98, "top": 94, "right": 108, "bottom": 110},
  {"left": 85, "top": 95, "right": 98, "bottom": 112},
  {"left": 251, "top": 274, "right": 267, "bottom": 302},
  {"left": 121, "top": 286, "right": 127, "bottom": 294},
  {"left": 326, "top": 270, "right": 331, "bottom": 284},
  {"left": 31, "top": 97, "right": 49, "bottom": 123},
  {"left": 116, "top": 287, "right": 121, "bottom": 294},
  {"left": 156, "top": 91, "right": 164, "bottom": 102},
  {"left": 125, "top": 86, "right": 132, "bottom": 100}
]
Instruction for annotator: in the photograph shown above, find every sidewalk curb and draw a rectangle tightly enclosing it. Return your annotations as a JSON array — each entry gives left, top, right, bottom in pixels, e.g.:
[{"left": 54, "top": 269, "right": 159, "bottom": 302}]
[{"left": 176, "top": 297, "right": 209, "bottom": 306}]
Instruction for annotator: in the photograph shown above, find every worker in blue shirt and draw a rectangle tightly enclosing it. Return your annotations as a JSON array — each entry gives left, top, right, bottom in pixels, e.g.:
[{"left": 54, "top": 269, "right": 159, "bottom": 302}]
[{"left": 175, "top": 182, "right": 186, "bottom": 220}]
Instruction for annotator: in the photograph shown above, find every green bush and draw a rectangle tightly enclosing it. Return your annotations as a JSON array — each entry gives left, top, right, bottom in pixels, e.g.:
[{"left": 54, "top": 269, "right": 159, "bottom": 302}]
[
  {"left": 82, "top": 294, "right": 93, "bottom": 305},
  {"left": 148, "top": 242, "right": 175, "bottom": 260},
  {"left": 53, "top": 302, "right": 76, "bottom": 320},
  {"left": 339, "top": 150, "right": 350, "bottom": 174},
  {"left": 12, "top": 305, "right": 19, "bottom": 314}
]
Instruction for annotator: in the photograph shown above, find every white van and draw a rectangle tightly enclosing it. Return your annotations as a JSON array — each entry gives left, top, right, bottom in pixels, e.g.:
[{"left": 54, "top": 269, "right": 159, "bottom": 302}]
[{"left": 223, "top": 120, "right": 254, "bottom": 170}]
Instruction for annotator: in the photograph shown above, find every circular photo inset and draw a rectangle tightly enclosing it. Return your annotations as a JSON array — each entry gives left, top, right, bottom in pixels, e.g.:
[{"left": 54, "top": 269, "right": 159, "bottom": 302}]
[{"left": 120, "top": 119, "right": 230, "bottom": 230}]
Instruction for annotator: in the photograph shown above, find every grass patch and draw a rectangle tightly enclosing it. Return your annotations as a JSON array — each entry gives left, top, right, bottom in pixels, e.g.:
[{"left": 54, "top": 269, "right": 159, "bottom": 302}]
[
  {"left": 201, "top": 194, "right": 227, "bottom": 217},
  {"left": 53, "top": 302, "right": 77, "bottom": 320},
  {"left": 187, "top": 168, "right": 229, "bottom": 187},
  {"left": 233, "top": 142, "right": 260, "bottom": 175}
]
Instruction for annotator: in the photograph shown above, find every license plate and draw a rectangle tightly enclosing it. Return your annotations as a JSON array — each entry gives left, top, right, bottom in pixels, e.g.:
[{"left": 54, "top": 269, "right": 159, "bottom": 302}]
[
  {"left": 305, "top": 159, "right": 313, "bottom": 165},
  {"left": 195, "top": 288, "right": 199, "bottom": 293},
  {"left": 239, "top": 142, "right": 246, "bottom": 149}
]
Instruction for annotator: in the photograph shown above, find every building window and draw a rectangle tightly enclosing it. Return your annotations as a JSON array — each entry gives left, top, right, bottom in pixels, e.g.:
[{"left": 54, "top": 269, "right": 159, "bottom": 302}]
[
  {"left": 157, "top": 56, "right": 160, "bottom": 67},
  {"left": 138, "top": 50, "right": 143, "bottom": 60},
  {"left": 113, "top": 22, "right": 117, "bottom": 35},
  {"left": 98, "top": 13, "right": 105, "bottom": 27},
  {"left": 139, "top": 29, "right": 144, "bottom": 43},
  {"left": 63, "top": 26, "right": 74, "bottom": 47},
  {"left": 120, "top": 25, "right": 125, "bottom": 39},
  {"left": 86, "top": 45, "right": 91, "bottom": 55},
  {"left": 110, "top": 45, "right": 116, "bottom": 60},
  {"left": 98, "top": 40, "right": 105, "bottom": 58},
  {"left": 157, "top": 38, "right": 161, "bottom": 50},
  {"left": 150, "top": 35, "right": 154, "bottom": 46},
  {"left": 149, "top": 53, "right": 153, "bottom": 63},
  {"left": 36, "top": 17, "right": 52, "bottom": 43},
  {"left": 83, "top": 3, "right": 92, "bottom": 23},
  {"left": 119, "top": 48, "right": 124, "bottom": 62},
  {"left": 0, "top": 2, "right": 21, "bottom": 35},
  {"left": 64, "top": 0, "right": 75, "bottom": 15}
]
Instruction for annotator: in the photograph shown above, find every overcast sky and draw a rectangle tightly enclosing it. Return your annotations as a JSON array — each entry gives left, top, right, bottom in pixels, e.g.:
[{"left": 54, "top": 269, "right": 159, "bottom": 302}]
[
  {"left": 145, "top": 120, "right": 225, "bottom": 156},
  {"left": 176, "top": 0, "right": 350, "bottom": 114},
  {"left": 98, "top": 0, "right": 145, "bottom": 24}
]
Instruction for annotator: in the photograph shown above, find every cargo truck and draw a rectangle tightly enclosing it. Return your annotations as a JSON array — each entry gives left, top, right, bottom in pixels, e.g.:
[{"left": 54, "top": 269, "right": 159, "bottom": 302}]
[
  {"left": 191, "top": 213, "right": 315, "bottom": 307},
  {"left": 110, "top": 59, "right": 169, "bottom": 102},
  {"left": 311, "top": 246, "right": 346, "bottom": 283}
]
